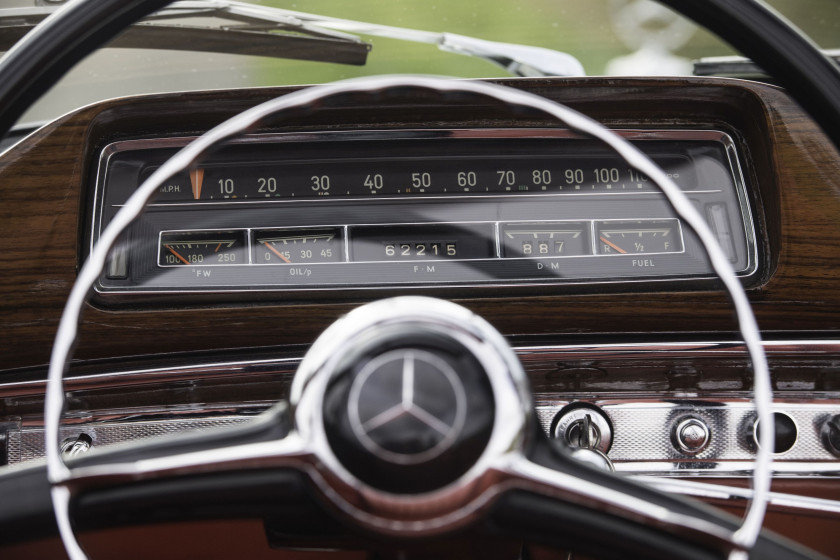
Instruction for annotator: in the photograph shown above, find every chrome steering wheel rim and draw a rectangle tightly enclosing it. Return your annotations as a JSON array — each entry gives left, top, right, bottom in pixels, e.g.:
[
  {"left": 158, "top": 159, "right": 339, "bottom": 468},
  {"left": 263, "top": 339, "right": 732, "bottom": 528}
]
[{"left": 44, "top": 75, "right": 774, "bottom": 560}]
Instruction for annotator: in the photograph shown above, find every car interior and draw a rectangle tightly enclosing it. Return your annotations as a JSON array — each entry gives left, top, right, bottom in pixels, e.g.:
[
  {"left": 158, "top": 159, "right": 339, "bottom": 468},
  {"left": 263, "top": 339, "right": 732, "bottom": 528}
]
[{"left": 0, "top": 0, "right": 839, "bottom": 559}]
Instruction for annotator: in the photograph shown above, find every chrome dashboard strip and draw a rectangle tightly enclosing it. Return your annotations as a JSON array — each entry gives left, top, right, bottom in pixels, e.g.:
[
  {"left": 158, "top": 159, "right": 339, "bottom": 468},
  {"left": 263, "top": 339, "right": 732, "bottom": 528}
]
[
  {"left": 6, "top": 340, "right": 836, "bottom": 475},
  {"left": 3, "top": 339, "right": 839, "bottom": 396}
]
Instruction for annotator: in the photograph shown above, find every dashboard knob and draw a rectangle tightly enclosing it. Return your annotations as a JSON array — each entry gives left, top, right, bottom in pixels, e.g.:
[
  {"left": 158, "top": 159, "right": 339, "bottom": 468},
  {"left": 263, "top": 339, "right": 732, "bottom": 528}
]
[
  {"left": 60, "top": 433, "right": 92, "bottom": 458},
  {"left": 673, "top": 417, "right": 710, "bottom": 454},
  {"left": 820, "top": 415, "right": 840, "bottom": 457},
  {"left": 752, "top": 412, "right": 798, "bottom": 454}
]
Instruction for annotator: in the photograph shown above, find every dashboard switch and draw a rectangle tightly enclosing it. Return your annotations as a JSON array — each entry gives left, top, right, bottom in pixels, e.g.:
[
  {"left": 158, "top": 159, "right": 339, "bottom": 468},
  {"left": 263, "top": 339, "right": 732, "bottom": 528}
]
[
  {"left": 820, "top": 415, "right": 840, "bottom": 457},
  {"left": 106, "top": 246, "right": 128, "bottom": 279},
  {"left": 752, "top": 412, "right": 798, "bottom": 454},
  {"left": 60, "top": 433, "right": 92, "bottom": 458},
  {"left": 673, "top": 417, "right": 710, "bottom": 454}
]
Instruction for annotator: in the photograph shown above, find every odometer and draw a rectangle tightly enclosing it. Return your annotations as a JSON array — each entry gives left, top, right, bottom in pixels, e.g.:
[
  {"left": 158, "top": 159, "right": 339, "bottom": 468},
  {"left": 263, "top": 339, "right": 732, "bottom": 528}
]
[{"left": 350, "top": 224, "right": 495, "bottom": 262}]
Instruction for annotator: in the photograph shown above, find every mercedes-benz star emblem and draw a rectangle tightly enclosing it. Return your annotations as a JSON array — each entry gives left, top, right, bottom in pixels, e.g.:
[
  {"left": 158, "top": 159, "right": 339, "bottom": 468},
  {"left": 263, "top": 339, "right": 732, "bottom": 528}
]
[{"left": 348, "top": 348, "right": 467, "bottom": 465}]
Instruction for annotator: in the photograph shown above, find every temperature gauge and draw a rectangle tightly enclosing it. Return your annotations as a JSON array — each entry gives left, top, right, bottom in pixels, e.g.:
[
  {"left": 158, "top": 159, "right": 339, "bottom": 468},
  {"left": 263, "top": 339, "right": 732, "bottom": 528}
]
[
  {"left": 501, "top": 222, "right": 589, "bottom": 258},
  {"left": 159, "top": 230, "right": 246, "bottom": 266},
  {"left": 595, "top": 220, "right": 683, "bottom": 255},
  {"left": 253, "top": 228, "right": 343, "bottom": 264}
]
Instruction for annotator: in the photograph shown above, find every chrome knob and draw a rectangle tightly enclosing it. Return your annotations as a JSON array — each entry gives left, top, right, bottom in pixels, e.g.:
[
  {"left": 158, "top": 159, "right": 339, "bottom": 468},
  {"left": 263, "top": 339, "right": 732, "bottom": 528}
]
[
  {"left": 60, "top": 433, "right": 92, "bottom": 458},
  {"left": 673, "top": 417, "right": 710, "bottom": 454}
]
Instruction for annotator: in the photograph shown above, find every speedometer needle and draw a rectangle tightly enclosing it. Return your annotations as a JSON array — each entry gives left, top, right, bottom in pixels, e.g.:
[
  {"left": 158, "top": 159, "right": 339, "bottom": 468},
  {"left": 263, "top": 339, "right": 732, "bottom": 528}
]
[
  {"left": 190, "top": 168, "right": 204, "bottom": 200},
  {"left": 262, "top": 241, "right": 292, "bottom": 263},
  {"left": 599, "top": 236, "right": 627, "bottom": 254}
]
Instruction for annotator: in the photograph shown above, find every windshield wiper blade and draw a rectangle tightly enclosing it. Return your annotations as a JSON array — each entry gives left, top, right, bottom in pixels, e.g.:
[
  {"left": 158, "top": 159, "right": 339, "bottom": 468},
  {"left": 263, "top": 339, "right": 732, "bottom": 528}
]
[
  {"left": 274, "top": 6, "right": 585, "bottom": 77},
  {"left": 150, "top": 1, "right": 584, "bottom": 76},
  {"left": 1, "top": 1, "right": 584, "bottom": 77},
  {"left": 0, "top": 3, "right": 370, "bottom": 66}
]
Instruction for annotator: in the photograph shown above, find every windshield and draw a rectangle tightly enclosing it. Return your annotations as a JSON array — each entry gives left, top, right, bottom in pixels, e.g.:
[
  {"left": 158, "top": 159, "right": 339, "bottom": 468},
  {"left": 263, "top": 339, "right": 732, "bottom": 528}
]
[{"left": 7, "top": 0, "right": 839, "bottom": 125}]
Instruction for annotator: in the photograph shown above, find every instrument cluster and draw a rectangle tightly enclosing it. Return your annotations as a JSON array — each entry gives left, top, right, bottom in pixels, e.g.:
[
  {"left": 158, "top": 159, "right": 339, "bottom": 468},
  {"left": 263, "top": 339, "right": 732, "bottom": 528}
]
[{"left": 91, "top": 129, "right": 757, "bottom": 299}]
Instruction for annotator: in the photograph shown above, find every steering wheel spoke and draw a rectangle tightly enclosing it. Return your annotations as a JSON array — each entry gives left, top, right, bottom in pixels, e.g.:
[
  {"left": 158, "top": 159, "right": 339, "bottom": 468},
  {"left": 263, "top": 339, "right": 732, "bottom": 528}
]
[{"left": 60, "top": 404, "right": 310, "bottom": 491}]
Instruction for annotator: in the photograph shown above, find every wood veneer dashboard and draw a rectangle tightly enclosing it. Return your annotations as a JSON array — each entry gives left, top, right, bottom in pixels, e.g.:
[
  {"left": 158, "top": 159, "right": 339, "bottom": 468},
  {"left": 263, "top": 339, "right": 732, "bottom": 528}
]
[{"left": 0, "top": 77, "right": 839, "bottom": 373}]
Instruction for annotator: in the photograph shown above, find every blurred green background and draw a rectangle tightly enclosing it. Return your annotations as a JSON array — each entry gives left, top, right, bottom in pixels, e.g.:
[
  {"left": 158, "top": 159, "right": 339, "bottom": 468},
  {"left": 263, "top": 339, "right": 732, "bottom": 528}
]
[
  {"left": 15, "top": 0, "right": 840, "bottom": 124},
  {"left": 249, "top": 0, "right": 839, "bottom": 84}
]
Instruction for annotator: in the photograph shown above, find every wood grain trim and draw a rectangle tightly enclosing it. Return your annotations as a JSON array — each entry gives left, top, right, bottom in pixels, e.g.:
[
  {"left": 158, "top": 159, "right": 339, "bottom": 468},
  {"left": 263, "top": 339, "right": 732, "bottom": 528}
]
[{"left": 0, "top": 77, "right": 838, "bottom": 371}]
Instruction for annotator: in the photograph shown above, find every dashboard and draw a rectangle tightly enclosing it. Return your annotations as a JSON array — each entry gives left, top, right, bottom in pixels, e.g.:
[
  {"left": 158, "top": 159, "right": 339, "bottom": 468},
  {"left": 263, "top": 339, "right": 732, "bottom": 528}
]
[{"left": 2, "top": 76, "right": 840, "bottom": 557}]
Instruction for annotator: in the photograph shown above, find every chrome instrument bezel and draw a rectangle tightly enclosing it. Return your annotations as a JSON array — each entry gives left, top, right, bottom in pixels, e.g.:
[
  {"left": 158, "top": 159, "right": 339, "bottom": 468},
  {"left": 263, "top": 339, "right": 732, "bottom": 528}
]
[{"left": 90, "top": 128, "right": 759, "bottom": 297}]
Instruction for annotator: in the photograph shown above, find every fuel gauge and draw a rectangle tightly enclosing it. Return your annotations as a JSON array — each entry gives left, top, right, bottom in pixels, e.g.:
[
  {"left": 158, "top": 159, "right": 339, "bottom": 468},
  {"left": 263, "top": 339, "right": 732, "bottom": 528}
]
[
  {"left": 159, "top": 230, "right": 246, "bottom": 266},
  {"left": 501, "top": 222, "right": 589, "bottom": 258},
  {"left": 595, "top": 220, "right": 683, "bottom": 255},
  {"left": 254, "top": 228, "right": 343, "bottom": 264}
]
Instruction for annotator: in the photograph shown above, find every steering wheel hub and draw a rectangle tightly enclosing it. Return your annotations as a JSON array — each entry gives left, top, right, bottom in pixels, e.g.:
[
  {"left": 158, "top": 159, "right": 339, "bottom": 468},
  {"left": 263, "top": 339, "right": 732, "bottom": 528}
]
[{"left": 323, "top": 328, "right": 495, "bottom": 494}]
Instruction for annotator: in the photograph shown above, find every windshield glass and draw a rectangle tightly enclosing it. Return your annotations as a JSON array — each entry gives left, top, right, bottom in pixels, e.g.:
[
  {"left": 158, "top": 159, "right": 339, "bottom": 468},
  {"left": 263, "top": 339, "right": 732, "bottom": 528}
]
[{"left": 7, "top": 0, "right": 839, "bottom": 125}]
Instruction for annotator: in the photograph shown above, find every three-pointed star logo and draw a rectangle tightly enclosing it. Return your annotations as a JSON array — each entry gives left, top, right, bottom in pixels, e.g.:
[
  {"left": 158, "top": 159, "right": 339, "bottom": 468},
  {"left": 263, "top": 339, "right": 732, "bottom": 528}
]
[{"left": 348, "top": 348, "right": 467, "bottom": 465}]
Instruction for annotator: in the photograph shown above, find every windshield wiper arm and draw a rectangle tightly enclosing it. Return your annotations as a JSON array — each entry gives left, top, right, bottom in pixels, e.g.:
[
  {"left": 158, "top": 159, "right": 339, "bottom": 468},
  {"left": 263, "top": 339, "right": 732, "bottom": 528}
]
[
  {"left": 272, "top": 6, "right": 585, "bottom": 77},
  {"left": 0, "top": 2, "right": 371, "bottom": 66},
  {"left": 149, "top": 1, "right": 584, "bottom": 77}
]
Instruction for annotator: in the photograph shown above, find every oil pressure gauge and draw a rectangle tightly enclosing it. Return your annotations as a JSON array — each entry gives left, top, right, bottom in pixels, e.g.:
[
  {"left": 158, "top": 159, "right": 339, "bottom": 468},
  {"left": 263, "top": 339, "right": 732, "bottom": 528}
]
[{"left": 253, "top": 228, "right": 344, "bottom": 264}]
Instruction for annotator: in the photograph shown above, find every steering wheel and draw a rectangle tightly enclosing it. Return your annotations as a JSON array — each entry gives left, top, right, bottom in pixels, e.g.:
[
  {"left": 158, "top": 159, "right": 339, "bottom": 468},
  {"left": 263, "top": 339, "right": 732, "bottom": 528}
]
[{"left": 0, "top": 1, "right": 838, "bottom": 560}]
